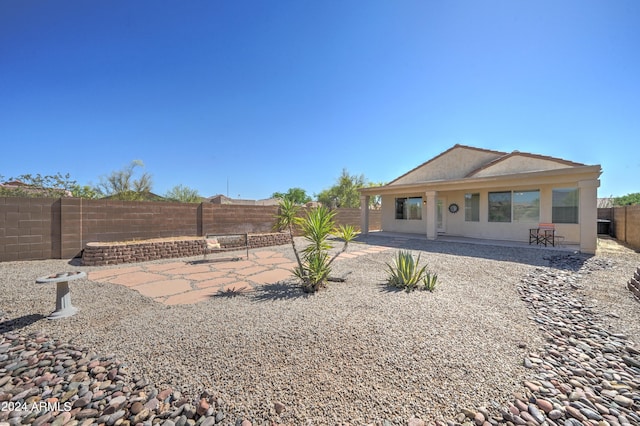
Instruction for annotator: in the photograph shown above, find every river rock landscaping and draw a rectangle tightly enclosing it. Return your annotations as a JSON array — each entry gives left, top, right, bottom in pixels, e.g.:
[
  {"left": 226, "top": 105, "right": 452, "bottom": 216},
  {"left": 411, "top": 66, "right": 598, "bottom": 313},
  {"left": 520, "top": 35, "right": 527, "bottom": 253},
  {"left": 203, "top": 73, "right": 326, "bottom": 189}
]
[{"left": 1, "top": 236, "right": 639, "bottom": 425}]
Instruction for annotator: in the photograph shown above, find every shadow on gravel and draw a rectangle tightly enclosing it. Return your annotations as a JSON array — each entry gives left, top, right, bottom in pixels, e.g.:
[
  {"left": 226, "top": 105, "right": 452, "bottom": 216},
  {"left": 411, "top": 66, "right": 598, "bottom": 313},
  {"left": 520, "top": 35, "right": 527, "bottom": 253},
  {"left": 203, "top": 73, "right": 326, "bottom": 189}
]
[
  {"left": 67, "top": 257, "right": 84, "bottom": 266},
  {"left": 354, "top": 233, "right": 593, "bottom": 270},
  {"left": 250, "top": 283, "right": 311, "bottom": 302},
  {"left": 0, "top": 313, "right": 46, "bottom": 333},
  {"left": 376, "top": 282, "right": 405, "bottom": 293}
]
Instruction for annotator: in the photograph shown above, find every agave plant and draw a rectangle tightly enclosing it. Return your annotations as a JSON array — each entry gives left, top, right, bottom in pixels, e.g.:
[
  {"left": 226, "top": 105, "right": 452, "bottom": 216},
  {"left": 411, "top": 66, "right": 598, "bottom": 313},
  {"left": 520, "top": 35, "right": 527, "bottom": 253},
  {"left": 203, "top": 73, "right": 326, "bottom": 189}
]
[{"left": 386, "top": 250, "right": 437, "bottom": 292}]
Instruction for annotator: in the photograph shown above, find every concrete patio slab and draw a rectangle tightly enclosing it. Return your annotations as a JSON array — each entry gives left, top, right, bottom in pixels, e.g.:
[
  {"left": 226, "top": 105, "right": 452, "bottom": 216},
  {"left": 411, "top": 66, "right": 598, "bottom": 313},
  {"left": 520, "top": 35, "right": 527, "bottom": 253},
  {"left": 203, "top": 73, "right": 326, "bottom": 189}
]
[
  {"left": 88, "top": 266, "right": 143, "bottom": 281},
  {"left": 109, "top": 271, "right": 167, "bottom": 287},
  {"left": 87, "top": 245, "right": 388, "bottom": 306},
  {"left": 163, "top": 288, "right": 220, "bottom": 305},
  {"left": 185, "top": 271, "right": 229, "bottom": 281},
  {"left": 246, "top": 269, "right": 291, "bottom": 285},
  {"left": 162, "top": 265, "right": 212, "bottom": 275},
  {"left": 145, "top": 262, "right": 188, "bottom": 272},
  {"left": 215, "top": 260, "right": 255, "bottom": 270},
  {"left": 135, "top": 279, "right": 192, "bottom": 298},
  {"left": 196, "top": 277, "right": 237, "bottom": 289}
]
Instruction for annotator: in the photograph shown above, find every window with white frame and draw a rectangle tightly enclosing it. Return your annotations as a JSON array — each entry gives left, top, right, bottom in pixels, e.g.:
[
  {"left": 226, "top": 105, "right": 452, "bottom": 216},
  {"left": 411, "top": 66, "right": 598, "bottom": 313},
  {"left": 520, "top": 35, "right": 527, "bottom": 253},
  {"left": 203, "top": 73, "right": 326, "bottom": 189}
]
[
  {"left": 552, "top": 188, "right": 579, "bottom": 223},
  {"left": 465, "top": 193, "right": 480, "bottom": 222},
  {"left": 395, "top": 197, "right": 422, "bottom": 220}
]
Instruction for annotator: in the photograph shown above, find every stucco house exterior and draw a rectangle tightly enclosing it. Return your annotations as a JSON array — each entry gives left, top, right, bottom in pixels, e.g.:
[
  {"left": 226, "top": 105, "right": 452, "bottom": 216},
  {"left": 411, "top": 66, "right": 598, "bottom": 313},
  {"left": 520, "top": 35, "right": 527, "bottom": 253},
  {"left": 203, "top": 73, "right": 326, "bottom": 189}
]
[{"left": 359, "top": 144, "right": 602, "bottom": 254}]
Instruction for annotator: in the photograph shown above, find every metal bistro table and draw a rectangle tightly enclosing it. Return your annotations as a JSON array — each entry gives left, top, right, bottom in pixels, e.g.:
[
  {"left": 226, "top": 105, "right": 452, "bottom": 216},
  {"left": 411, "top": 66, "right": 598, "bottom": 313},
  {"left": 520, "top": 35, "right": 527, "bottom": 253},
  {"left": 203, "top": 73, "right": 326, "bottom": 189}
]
[{"left": 36, "top": 271, "right": 86, "bottom": 319}]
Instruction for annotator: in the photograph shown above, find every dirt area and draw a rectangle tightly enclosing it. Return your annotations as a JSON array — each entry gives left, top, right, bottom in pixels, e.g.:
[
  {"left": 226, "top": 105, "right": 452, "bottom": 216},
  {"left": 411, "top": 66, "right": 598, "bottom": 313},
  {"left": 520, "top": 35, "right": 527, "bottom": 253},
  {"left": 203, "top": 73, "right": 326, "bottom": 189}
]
[{"left": 597, "top": 235, "right": 638, "bottom": 255}]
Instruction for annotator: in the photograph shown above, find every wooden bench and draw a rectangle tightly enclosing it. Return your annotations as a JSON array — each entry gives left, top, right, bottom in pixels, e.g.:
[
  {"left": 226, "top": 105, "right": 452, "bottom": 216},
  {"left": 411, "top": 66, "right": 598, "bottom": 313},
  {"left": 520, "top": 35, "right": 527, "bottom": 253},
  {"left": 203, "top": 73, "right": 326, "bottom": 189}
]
[
  {"left": 203, "top": 233, "right": 249, "bottom": 260},
  {"left": 529, "top": 223, "right": 564, "bottom": 247}
]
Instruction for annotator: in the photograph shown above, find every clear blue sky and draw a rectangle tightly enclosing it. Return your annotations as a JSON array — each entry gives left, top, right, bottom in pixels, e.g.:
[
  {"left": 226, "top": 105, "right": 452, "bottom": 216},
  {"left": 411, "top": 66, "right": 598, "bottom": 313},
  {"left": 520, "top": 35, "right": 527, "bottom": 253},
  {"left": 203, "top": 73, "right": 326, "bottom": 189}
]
[{"left": 1, "top": 1, "right": 638, "bottom": 199}]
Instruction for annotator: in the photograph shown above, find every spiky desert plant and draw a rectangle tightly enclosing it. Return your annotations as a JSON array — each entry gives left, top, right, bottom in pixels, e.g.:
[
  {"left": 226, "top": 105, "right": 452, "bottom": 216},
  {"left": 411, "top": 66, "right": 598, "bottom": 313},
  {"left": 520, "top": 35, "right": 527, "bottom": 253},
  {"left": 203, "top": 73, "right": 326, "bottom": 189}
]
[
  {"left": 275, "top": 201, "right": 358, "bottom": 293},
  {"left": 386, "top": 250, "right": 434, "bottom": 292},
  {"left": 422, "top": 271, "right": 439, "bottom": 292},
  {"left": 274, "top": 198, "right": 304, "bottom": 273}
]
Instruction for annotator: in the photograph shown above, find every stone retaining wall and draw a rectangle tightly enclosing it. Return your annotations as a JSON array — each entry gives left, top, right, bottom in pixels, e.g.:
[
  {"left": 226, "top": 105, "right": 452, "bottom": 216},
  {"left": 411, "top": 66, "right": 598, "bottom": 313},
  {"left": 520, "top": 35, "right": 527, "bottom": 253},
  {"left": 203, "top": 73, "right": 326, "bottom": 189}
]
[
  {"left": 628, "top": 267, "right": 640, "bottom": 302},
  {"left": 82, "top": 233, "right": 291, "bottom": 266}
]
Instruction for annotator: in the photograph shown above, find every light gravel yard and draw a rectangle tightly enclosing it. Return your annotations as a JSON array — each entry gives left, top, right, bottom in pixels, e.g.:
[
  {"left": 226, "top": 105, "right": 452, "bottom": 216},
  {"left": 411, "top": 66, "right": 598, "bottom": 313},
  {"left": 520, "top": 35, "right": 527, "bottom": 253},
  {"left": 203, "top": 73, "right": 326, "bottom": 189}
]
[{"left": 1, "top": 235, "right": 638, "bottom": 424}]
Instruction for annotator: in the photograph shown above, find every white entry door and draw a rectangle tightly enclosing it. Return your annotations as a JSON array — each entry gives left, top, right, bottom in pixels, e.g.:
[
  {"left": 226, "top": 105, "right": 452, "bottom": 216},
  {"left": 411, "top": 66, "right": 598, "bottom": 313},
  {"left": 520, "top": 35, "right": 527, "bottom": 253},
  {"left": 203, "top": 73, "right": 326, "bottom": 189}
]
[{"left": 436, "top": 198, "right": 446, "bottom": 233}]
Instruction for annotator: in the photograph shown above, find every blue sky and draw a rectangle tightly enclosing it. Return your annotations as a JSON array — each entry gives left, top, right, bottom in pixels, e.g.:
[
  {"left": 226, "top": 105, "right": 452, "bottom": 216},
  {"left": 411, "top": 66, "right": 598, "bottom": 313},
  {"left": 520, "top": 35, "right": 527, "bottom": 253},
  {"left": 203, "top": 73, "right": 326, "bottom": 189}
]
[{"left": 1, "top": 1, "right": 638, "bottom": 199}]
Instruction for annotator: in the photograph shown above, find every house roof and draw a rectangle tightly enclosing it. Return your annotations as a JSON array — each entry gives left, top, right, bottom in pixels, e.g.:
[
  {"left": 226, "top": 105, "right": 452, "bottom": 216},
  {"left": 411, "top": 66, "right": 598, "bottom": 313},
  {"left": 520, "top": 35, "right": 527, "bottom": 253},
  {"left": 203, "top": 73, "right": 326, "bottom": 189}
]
[
  {"left": 361, "top": 144, "right": 601, "bottom": 195},
  {"left": 387, "top": 144, "right": 508, "bottom": 185}
]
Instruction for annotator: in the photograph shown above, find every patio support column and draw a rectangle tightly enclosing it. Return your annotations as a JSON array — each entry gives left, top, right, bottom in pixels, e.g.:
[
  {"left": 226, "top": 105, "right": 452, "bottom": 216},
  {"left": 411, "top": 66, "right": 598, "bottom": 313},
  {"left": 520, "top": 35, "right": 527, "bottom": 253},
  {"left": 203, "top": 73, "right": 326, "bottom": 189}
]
[
  {"left": 425, "top": 191, "right": 437, "bottom": 240},
  {"left": 360, "top": 195, "right": 370, "bottom": 234},
  {"left": 578, "top": 179, "right": 599, "bottom": 254}
]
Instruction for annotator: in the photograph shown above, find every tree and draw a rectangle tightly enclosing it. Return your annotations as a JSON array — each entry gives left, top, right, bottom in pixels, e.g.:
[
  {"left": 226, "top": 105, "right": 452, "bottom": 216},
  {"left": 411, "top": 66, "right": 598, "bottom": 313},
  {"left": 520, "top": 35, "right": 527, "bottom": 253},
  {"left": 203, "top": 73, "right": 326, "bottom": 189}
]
[
  {"left": 316, "top": 169, "right": 366, "bottom": 208},
  {"left": 365, "top": 181, "right": 385, "bottom": 209},
  {"left": 0, "top": 173, "right": 77, "bottom": 198},
  {"left": 272, "top": 187, "right": 311, "bottom": 205},
  {"left": 613, "top": 192, "right": 640, "bottom": 206},
  {"left": 96, "top": 160, "right": 154, "bottom": 201},
  {"left": 71, "top": 184, "right": 100, "bottom": 199},
  {"left": 165, "top": 184, "right": 202, "bottom": 203}
]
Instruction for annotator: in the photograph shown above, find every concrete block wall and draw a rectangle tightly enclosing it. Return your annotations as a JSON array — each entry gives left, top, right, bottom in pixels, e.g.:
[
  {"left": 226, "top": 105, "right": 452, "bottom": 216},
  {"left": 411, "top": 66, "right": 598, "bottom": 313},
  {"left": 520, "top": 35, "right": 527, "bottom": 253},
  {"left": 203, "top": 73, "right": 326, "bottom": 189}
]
[
  {"left": 0, "top": 196, "right": 381, "bottom": 262},
  {"left": 0, "top": 197, "right": 58, "bottom": 261},
  {"left": 612, "top": 205, "right": 640, "bottom": 251},
  {"left": 207, "top": 205, "right": 280, "bottom": 235}
]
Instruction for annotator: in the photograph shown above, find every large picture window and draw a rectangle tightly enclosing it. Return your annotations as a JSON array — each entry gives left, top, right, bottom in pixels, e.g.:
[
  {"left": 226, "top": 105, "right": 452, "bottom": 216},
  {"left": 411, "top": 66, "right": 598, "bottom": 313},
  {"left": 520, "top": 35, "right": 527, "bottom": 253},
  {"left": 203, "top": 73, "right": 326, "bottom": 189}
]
[
  {"left": 513, "top": 190, "right": 540, "bottom": 222},
  {"left": 552, "top": 188, "right": 579, "bottom": 223},
  {"left": 395, "top": 197, "right": 422, "bottom": 220},
  {"left": 465, "top": 193, "right": 480, "bottom": 222},
  {"left": 488, "top": 191, "right": 512, "bottom": 222}
]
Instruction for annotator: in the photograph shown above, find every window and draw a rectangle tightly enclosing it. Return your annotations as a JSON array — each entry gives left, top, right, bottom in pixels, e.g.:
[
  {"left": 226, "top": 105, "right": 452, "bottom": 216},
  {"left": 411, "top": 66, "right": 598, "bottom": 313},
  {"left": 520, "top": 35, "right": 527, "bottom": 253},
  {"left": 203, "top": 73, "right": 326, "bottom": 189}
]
[
  {"left": 395, "top": 197, "right": 422, "bottom": 220},
  {"left": 488, "top": 191, "right": 511, "bottom": 222},
  {"left": 552, "top": 188, "right": 579, "bottom": 223},
  {"left": 465, "top": 193, "right": 480, "bottom": 222},
  {"left": 513, "top": 190, "right": 540, "bottom": 222}
]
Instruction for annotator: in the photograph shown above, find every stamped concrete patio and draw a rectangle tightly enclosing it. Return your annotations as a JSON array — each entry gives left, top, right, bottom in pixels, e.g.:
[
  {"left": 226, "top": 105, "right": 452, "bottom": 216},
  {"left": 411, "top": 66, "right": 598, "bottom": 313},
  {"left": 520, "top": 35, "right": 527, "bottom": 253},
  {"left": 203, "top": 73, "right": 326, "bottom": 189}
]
[{"left": 88, "top": 245, "right": 391, "bottom": 305}]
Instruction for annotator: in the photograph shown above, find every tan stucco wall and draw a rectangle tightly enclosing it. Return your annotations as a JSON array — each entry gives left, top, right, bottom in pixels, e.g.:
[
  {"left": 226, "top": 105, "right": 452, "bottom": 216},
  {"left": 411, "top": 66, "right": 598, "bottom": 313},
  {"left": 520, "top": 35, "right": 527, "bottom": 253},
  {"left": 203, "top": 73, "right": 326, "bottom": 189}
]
[
  {"left": 380, "top": 180, "right": 595, "bottom": 249},
  {"left": 380, "top": 194, "right": 428, "bottom": 234},
  {"left": 472, "top": 156, "right": 572, "bottom": 177},
  {"left": 393, "top": 147, "right": 503, "bottom": 184}
]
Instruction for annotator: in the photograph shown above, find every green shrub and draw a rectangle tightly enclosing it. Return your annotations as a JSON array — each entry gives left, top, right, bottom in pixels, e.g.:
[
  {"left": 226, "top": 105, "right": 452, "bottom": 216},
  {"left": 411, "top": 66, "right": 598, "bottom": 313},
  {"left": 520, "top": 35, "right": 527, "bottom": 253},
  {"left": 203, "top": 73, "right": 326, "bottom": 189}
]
[
  {"left": 275, "top": 201, "right": 358, "bottom": 293},
  {"left": 386, "top": 250, "right": 438, "bottom": 292}
]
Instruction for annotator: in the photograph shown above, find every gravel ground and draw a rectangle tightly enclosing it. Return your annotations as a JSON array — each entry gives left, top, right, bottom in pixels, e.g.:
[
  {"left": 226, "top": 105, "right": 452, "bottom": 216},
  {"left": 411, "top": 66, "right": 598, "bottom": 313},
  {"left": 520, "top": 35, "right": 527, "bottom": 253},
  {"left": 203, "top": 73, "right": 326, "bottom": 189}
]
[{"left": 1, "top": 235, "right": 638, "bottom": 424}]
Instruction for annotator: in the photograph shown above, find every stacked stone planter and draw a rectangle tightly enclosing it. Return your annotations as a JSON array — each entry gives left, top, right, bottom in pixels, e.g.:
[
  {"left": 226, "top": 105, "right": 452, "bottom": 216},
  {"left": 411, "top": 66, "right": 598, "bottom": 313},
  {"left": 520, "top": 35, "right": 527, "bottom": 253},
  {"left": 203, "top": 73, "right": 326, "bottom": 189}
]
[
  {"left": 628, "top": 267, "right": 640, "bottom": 301},
  {"left": 82, "top": 233, "right": 291, "bottom": 266}
]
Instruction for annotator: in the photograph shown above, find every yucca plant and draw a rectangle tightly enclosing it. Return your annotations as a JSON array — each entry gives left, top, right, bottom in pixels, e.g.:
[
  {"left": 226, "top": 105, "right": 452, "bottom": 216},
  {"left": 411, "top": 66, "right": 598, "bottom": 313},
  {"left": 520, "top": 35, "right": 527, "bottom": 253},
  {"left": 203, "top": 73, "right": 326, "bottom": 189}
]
[
  {"left": 275, "top": 201, "right": 358, "bottom": 293},
  {"left": 386, "top": 250, "right": 437, "bottom": 292}
]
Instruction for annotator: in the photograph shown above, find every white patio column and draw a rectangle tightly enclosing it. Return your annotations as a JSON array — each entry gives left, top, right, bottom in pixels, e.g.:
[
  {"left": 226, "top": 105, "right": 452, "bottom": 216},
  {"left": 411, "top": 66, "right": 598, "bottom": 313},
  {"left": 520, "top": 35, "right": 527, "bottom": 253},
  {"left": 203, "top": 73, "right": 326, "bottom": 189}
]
[
  {"left": 425, "top": 191, "right": 437, "bottom": 240},
  {"left": 579, "top": 179, "right": 599, "bottom": 254},
  {"left": 360, "top": 195, "right": 370, "bottom": 234}
]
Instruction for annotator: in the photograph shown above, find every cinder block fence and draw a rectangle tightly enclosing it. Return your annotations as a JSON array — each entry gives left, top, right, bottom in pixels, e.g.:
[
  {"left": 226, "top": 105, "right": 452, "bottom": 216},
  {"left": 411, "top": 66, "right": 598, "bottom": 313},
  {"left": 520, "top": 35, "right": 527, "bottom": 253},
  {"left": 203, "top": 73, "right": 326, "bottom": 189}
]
[{"left": 0, "top": 197, "right": 381, "bottom": 262}]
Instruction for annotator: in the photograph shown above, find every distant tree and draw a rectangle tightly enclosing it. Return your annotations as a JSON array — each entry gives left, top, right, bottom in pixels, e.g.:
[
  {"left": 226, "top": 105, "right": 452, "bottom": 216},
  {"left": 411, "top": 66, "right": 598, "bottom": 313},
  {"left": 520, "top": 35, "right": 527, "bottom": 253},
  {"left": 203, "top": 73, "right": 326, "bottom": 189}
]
[
  {"left": 71, "top": 184, "right": 100, "bottom": 199},
  {"left": 613, "top": 192, "right": 640, "bottom": 206},
  {"left": 272, "top": 187, "right": 312, "bottom": 205},
  {"left": 0, "top": 172, "right": 76, "bottom": 198},
  {"left": 165, "top": 184, "right": 202, "bottom": 203},
  {"left": 96, "top": 160, "right": 153, "bottom": 201},
  {"left": 365, "top": 181, "right": 385, "bottom": 209},
  {"left": 316, "top": 169, "right": 366, "bottom": 208}
]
